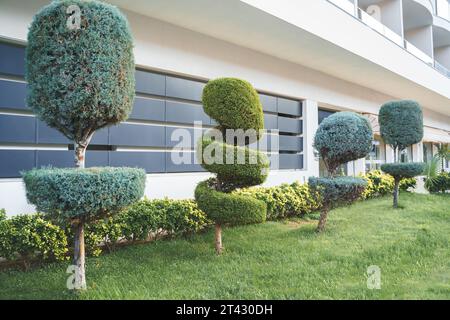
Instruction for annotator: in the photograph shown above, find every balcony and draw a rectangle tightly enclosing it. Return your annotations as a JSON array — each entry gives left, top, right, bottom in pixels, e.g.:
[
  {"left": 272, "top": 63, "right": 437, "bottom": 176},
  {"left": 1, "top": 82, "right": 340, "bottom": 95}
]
[
  {"left": 434, "top": 0, "right": 450, "bottom": 21},
  {"left": 328, "top": 0, "right": 450, "bottom": 78}
]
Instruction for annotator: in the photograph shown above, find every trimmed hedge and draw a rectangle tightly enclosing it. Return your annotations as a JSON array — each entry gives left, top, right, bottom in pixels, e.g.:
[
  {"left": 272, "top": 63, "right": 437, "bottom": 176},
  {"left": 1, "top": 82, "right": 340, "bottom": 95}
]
[
  {"left": 308, "top": 176, "right": 367, "bottom": 209},
  {"left": 0, "top": 199, "right": 209, "bottom": 265},
  {"left": 0, "top": 214, "right": 68, "bottom": 268},
  {"left": 195, "top": 179, "right": 266, "bottom": 226},
  {"left": 361, "top": 170, "right": 416, "bottom": 199},
  {"left": 202, "top": 78, "right": 264, "bottom": 134},
  {"left": 314, "top": 112, "right": 372, "bottom": 176},
  {"left": 381, "top": 163, "right": 425, "bottom": 179},
  {"left": 379, "top": 100, "right": 423, "bottom": 151},
  {"left": 26, "top": 0, "right": 135, "bottom": 141},
  {"left": 23, "top": 167, "right": 146, "bottom": 220},
  {"left": 235, "top": 182, "right": 321, "bottom": 220}
]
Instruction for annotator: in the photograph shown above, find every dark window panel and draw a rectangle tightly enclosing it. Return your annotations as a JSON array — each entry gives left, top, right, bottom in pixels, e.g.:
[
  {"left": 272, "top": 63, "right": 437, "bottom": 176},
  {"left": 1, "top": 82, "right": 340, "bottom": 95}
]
[
  {"left": 0, "top": 114, "right": 35, "bottom": 143},
  {"left": 264, "top": 114, "right": 278, "bottom": 130},
  {"left": 166, "top": 126, "right": 205, "bottom": 149},
  {"left": 259, "top": 94, "right": 277, "bottom": 113},
  {"left": 109, "top": 151, "right": 165, "bottom": 173},
  {"left": 166, "top": 76, "right": 205, "bottom": 101},
  {"left": 165, "top": 152, "right": 204, "bottom": 172},
  {"left": 0, "top": 80, "right": 27, "bottom": 110},
  {"left": 37, "top": 120, "right": 70, "bottom": 144},
  {"left": 278, "top": 98, "right": 302, "bottom": 116},
  {"left": 279, "top": 154, "right": 304, "bottom": 169},
  {"left": 166, "top": 101, "right": 210, "bottom": 125},
  {"left": 36, "top": 150, "right": 108, "bottom": 168},
  {"left": 318, "top": 109, "right": 335, "bottom": 124},
  {"left": 0, "top": 42, "right": 25, "bottom": 77},
  {"left": 130, "top": 97, "right": 165, "bottom": 122},
  {"left": 279, "top": 135, "right": 303, "bottom": 152},
  {"left": 278, "top": 117, "right": 302, "bottom": 134},
  {"left": 0, "top": 150, "right": 35, "bottom": 178},
  {"left": 135, "top": 70, "right": 165, "bottom": 96},
  {"left": 109, "top": 123, "right": 165, "bottom": 147}
]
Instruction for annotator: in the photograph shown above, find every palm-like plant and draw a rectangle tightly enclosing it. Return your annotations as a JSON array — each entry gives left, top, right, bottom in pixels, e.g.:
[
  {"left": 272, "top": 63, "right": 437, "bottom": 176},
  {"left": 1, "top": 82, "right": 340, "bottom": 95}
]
[{"left": 423, "top": 155, "right": 441, "bottom": 192}]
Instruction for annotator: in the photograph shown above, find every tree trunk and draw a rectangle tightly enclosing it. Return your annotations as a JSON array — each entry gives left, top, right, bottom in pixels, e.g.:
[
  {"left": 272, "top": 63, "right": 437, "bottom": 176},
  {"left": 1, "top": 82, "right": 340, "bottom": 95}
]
[
  {"left": 215, "top": 223, "right": 223, "bottom": 255},
  {"left": 74, "top": 143, "right": 86, "bottom": 169},
  {"left": 393, "top": 178, "right": 400, "bottom": 208},
  {"left": 73, "top": 219, "right": 86, "bottom": 290},
  {"left": 317, "top": 208, "right": 329, "bottom": 232}
]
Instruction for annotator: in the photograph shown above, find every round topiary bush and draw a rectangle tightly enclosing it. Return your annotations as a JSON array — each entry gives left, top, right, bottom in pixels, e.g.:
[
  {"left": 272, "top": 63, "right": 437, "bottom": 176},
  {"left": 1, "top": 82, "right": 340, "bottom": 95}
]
[
  {"left": 196, "top": 78, "right": 269, "bottom": 254},
  {"left": 378, "top": 100, "right": 424, "bottom": 208},
  {"left": 23, "top": 167, "right": 146, "bottom": 220},
  {"left": 379, "top": 100, "right": 423, "bottom": 155},
  {"left": 202, "top": 78, "right": 264, "bottom": 134},
  {"left": 314, "top": 112, "right": 373, "bottom": 176},
  {"left": 26, "top": 0, "right": 135, "bottom": 167},
  {"left": 381, "top": 162, "right": 424, "bottom": 207},
  {"left": 25, "top": 1, "right": 138, "bottom": 290},
  {"left": 308, "top": 176, "right": 367, "bottom": 231},
  {"left": 380, "top": 163, "right": 424, "bottom": 179}
]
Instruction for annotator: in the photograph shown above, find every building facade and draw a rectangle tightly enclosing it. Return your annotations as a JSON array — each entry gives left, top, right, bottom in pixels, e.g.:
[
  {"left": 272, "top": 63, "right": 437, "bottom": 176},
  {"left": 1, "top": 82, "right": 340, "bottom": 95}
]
[{"left": 0, "top": 0, "right": 449, "bottom": 215}]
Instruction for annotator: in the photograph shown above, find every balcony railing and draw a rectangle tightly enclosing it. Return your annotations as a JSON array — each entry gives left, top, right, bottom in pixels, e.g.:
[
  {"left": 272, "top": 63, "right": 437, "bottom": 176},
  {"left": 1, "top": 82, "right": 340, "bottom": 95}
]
[
  {"left": 435, "top": 60, "right": 450, "bottom": 76},
  {"left": 358, "top": 9, "right": 403, "bottom": 47},
  {"left": 327, "top": 0, "right": 449, "bottom": 78}
]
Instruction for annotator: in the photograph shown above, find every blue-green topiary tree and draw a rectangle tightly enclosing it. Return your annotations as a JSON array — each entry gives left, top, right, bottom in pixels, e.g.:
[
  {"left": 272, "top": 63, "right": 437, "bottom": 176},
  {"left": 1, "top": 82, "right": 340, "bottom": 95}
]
[
  {"left": 378, "top": 100, "right": 424, "bottom": 208},
  {"left": 310, "top": 112, "right": 372, "bottom": 232},
  {"left": 195, "top": 78, "right": 269, "bottom": 254},
  {"left": 24, "top": 0, "right": 144, "bottom": 290}
]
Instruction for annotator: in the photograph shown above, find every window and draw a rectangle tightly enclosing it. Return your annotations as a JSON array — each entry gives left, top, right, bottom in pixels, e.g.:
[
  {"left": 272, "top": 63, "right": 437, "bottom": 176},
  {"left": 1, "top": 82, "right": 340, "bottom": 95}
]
[
  {"left": 423, "top": 142, "right": 433, "bottom": 163},
  {"left": 400, "top": 145, "right": 413, "bottom": 163},
  {"left": 365, "top": 137, "right": 386, "bottom": 172}
]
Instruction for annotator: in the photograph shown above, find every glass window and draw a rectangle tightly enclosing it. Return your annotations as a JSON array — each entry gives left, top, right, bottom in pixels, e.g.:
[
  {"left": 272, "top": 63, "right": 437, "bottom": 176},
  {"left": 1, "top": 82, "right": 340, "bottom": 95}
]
[
  {"left": 365, "top": 137, "right": 386, "bottom": 173},
  {"left": 423, "top": 142, "right": 433, "bottom": 163},
  {"left": 400, "top": 145, "right": 413, "bottom": 163}
]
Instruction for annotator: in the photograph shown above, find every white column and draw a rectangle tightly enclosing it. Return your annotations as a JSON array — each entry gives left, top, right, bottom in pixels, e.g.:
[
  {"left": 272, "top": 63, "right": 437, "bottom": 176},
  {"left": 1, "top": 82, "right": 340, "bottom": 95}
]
[
  {"left": 386, "top": 144, "right": 395, "bottom": 163},
  {"left": 303, "top": 99, "right": 320, "bottom": 177},
  {"left": 413, "top": 142, "right": 423, "bottom": 162}
]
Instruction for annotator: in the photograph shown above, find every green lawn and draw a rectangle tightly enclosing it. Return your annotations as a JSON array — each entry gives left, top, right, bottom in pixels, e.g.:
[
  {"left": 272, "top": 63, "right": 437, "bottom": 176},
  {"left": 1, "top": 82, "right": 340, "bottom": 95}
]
[{"left": 1, "top": 192, "right": 449, "bottom": 300}]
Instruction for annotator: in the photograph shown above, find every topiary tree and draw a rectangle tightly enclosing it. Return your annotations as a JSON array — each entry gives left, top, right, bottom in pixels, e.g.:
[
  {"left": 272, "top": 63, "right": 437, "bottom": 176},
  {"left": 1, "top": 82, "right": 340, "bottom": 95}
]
[
  {"left": 310, "top": 112, "right": 373, "bottom": 232},
  {"left": 195, "top": 78, "right": 269, "bottom": 254},
  {"left": 24, "top": 0, "right": 144, "bottom": 290},
  {"left": 378, "top": 100, "right": 424, "bottom": 208}
]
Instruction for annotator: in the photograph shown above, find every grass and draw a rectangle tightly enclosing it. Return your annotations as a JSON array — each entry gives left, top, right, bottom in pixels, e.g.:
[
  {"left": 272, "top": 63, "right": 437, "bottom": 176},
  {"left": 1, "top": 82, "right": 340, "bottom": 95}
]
[{"left": 1, "top": 192, "right": 449, "bottom": 300}]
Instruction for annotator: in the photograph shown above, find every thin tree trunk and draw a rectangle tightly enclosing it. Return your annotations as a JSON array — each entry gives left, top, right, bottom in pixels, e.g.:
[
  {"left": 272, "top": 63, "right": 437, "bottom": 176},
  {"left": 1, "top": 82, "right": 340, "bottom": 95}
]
[
  {"left": 393, "top": 178, "right": 400, "bottom": 208},
  {"left": 317, "top": 207, "right": 329, "bottom": 232},
  {"left": 75, "top": 143, "right": 86, "bottom": 169},
  {"left": 215, "top": 223, "right": 223, "bottom": 255},
  {"left": 73, "top": 219, "right": 86, "bottom": 290}
]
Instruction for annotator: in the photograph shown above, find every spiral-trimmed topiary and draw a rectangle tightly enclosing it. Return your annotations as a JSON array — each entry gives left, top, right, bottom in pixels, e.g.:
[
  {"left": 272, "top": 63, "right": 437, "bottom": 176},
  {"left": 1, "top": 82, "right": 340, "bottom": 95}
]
[
  {"left": 24, "top": 1, "right": 138, "bottom": 290},
  {"left": 195, "top": 78, "right": 269, "bottom": 254},
  {"left": 311, "top": 111, "right": 372, "bottom": 232}
]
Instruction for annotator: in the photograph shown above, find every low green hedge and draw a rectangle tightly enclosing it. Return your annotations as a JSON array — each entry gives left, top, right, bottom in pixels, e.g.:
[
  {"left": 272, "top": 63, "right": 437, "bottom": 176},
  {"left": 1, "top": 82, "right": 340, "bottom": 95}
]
[
  {"left": 361, "top": 170, "right": 416, "bottom": 199},
  {"left": 235, "top": 181, "right": 321, "bottom": 220},
  {"left": 0, "top": 214, "right": 68, "bottom": 268},
  {"left": 0, "top": 198, "right": 209, "bottom": 265}
]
